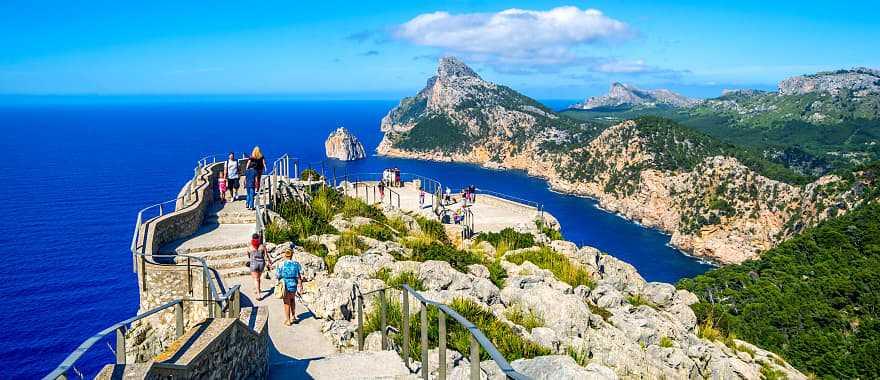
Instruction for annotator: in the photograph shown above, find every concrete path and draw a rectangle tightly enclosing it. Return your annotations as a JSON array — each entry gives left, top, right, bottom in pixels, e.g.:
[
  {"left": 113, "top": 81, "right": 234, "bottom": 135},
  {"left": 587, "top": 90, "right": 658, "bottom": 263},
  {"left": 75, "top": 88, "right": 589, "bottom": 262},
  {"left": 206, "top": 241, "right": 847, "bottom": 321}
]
[
  {"left": 343, "top": 181, "right": 543, "bottom": 233},
  {"left": 226, "top": 274, "right": 339, "bottom": 379}
]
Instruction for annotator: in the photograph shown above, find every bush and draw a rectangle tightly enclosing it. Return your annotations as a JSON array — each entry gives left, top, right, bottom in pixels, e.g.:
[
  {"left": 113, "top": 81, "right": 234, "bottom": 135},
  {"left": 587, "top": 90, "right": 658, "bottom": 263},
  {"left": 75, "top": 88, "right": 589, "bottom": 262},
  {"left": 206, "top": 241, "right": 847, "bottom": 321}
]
[
  {"left": 506, "top": 246, "right": 595, "bottom": 288},
  {"left": 264, "top": 222, "right": 291, "bottom": 243},
  {"left": 504, "top": 306, "right": 544, "bottom": 332},
  {"left": 300, "top": 168, "right": 321, "bottom": 181},
  {"left": 485, "top": 260, "right": 507, "bottom": 288},
  {"left": 374, "top": 268, "right": 426, "bottom": 291},
  {"left": 659, "top": 336, "right": 674, "bottom": 348},
  {"left": 587, "top": 302, "right": 612, "bottom": 323},
  {"left": 536, "top": 220, "right": 563, "bottom": 241},
  {"left": 353, "top": 223, "right": 397, "bottom": 242},
  {"left": 364, "top": 297, "right": 550, "bottom": 362},
  {"left": 475, "top": 228, "right": 535, "bottom": 252},
  {"left": 626, "top": 294, "right": 655, "bottom": 308},
  {"left": 414, "top": 215, "right": 449, "bottom": 244},
  {"left": 566, "top": 345, "right": 590, "bottom": 367}
]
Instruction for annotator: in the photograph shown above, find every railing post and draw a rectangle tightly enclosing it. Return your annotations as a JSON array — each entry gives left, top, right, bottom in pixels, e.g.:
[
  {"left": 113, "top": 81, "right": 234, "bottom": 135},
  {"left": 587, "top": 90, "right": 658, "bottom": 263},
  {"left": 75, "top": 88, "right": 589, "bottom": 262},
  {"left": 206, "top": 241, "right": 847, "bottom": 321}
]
[
  {"left": 116, "top": 326, "right": 126, "bottom": 364},
  {"left": 175, "top": 302, "right": 184, "bottom": 338},
  {"left": 213, "top": 301, "right": 222, "bottom": 318},
  {"left": 232, "top": 287, "right": 241, "bottom": 317},
  {"left": 402, "top": 290, "right": 410, "bottom": 367},
  {"left": 357, "top": 294, "right": 365, "bottom": 351},
  {"left": 439, "top": 310, "right": 447, "bottom": 380},
  {"left": 470, "top": 334, "right": 480, "bottom": 380},
  {"left": 380, "top": 289, "right": 388, "bottom": 350},
  {"left": 421, "top": 303, "right": 429, "bottom": 380}
]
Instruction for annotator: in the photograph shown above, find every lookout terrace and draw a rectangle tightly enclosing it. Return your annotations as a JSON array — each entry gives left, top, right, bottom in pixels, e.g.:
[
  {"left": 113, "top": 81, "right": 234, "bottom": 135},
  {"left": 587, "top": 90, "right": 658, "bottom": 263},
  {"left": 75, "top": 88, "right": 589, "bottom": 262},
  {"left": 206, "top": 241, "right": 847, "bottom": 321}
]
[{"left": 45, "top": 154, "right": 805, "bottom": 380}]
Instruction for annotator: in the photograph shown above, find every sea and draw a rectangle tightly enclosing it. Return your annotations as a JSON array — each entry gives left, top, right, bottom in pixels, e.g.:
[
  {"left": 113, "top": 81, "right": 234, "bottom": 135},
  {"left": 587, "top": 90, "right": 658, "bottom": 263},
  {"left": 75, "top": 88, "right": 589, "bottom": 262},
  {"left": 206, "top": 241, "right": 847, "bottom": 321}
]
[{"left": 0, "top": 97, "right": 712, "bottom": 378}]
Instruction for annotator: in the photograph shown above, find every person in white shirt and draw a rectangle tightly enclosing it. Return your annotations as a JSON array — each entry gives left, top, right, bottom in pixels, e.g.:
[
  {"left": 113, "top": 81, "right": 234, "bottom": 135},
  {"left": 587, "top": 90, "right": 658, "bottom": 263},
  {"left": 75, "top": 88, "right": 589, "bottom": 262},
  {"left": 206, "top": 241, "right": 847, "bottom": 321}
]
[{"left": 224, "top": 152, "right": 240, "bottom": 201}]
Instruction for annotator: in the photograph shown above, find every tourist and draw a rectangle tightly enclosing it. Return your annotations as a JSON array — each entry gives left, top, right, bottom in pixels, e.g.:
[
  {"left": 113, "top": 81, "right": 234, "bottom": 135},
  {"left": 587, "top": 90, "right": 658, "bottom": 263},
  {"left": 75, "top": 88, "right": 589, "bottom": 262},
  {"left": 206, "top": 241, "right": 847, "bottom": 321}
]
[
  {"left": 469, "top": 185, "right": 476, "bottom": 202},
  {"left": 445, "top": 187, "right": 452, "bottom": 204},
  {"left": 419, "top": 187, "right": 425, "bottom": 208},
  {"left": 248, "top": 146, "right": 267, "bottom": 192},
  {"left": 248, "top": 233, "right": 272, "bottom": 296},
  {"left": 276, "top": 249, "right": 303, "bottom": 326},
  {"left": 244, "top": 164, "right": 258, "bottom": 210},
  {"left": 218, "top": 176, "right": 227, "bottom": 203},
  {"left": 378, "top": 181, "right": 385, "bottom": 202},
  {"left": 224, "top": 152, "right": 240, "bottom": 201}
]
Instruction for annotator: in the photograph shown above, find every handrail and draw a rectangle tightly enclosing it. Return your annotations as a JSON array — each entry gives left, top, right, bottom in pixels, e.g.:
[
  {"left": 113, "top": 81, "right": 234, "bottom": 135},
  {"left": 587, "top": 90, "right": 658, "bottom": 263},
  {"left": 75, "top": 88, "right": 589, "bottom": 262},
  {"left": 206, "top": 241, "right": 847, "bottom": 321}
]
[
  {"left": 351, "top": 283, "right": 531, "bottom": 380},
  {"left": 474, "top": 188, "right": 542, "bottom": 211},
  {"left": 45, "top": 253, "right": 242, "bottom": 380}
]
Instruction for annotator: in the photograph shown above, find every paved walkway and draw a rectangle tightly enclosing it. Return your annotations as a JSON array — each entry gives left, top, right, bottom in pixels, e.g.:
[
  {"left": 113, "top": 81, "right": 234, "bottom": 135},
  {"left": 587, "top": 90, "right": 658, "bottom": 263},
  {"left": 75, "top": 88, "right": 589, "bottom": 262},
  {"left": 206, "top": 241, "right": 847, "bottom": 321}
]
[{"left": 342, "top": 181, "right": 544, "bottom": 233}]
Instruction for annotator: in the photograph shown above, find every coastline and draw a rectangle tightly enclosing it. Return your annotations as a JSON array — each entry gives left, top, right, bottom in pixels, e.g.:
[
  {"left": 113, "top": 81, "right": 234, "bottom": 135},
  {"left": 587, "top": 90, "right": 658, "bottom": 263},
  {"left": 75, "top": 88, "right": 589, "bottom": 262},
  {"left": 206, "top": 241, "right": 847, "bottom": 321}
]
[{"left": 375, "top": 142, "right": 722, "bottom": 265}]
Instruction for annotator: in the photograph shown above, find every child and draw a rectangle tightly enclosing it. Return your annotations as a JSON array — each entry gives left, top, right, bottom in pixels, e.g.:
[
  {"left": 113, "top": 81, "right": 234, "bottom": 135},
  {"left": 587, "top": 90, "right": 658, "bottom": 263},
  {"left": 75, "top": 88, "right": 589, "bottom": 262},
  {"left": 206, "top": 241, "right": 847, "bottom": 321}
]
[{"left": 218, "top": 177, "right": 228, "bottom": 203}]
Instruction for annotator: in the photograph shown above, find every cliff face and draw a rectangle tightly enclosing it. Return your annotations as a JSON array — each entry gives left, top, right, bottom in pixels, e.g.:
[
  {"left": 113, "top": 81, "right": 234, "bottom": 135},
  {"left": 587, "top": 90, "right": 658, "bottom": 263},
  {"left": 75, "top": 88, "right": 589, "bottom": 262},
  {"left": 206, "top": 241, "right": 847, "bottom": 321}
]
[
  {"left": 378, "top": 57, "right": 874, "bottom": 264},
  {"left": 325, "top": 127, "right": 366, "bottom": 161}
]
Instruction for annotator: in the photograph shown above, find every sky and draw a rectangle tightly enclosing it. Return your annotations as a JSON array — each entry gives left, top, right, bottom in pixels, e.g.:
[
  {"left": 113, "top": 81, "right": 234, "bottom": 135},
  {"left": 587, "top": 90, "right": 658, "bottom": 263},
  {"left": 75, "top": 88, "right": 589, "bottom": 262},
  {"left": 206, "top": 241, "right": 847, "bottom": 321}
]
[{"left": 0, "top": 0, "right": 878, "bottom": 99}]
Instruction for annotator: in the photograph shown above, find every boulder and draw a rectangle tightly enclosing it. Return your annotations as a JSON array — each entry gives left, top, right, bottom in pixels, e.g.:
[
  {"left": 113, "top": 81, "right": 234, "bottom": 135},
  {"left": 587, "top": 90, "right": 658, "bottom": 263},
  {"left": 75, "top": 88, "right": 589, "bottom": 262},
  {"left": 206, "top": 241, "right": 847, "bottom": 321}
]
[
  {"left": 511, "top": 355, "right": 618, "bottom": 380},
  {"left": 641, "top": 282, "right": 676, "bottom": 307},
  {"left": 467, "top": 264, "right": 490, "bottom": 279}
]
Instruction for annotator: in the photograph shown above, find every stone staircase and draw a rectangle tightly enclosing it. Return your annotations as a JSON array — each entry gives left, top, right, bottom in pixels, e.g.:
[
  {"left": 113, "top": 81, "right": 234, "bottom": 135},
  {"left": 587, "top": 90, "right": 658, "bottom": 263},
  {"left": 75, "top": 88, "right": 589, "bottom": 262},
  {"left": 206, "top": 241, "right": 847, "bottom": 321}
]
[{"left": 160, "top": 199, "right": 258, "bottom": 281}]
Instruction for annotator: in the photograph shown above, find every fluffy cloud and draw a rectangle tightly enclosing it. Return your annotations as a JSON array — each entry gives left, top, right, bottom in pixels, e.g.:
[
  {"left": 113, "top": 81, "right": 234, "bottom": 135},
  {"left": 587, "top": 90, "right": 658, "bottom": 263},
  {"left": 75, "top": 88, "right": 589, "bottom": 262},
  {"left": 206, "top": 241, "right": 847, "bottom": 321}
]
[{"left": 395, "top": 6, "right": 633, "bottom": 67}]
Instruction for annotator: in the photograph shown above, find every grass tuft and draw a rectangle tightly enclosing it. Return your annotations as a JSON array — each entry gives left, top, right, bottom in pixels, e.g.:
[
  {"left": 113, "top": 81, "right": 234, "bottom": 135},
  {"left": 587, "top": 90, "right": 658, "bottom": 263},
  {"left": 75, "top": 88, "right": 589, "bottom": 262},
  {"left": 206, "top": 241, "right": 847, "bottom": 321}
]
[{"left": 506, "top": 246, "right": 595, "bottom": 288}]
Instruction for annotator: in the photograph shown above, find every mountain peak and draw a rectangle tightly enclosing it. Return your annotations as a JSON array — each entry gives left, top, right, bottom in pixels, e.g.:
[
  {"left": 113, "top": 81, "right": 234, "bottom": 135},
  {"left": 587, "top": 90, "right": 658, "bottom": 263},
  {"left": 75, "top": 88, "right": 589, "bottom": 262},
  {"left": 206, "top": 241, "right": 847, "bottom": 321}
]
[
  {"left": 437, "top": 56, "right": 481, "bottom": 80},
  {"left": 571, "top": 83, "right": 698, "bottom": 110}
]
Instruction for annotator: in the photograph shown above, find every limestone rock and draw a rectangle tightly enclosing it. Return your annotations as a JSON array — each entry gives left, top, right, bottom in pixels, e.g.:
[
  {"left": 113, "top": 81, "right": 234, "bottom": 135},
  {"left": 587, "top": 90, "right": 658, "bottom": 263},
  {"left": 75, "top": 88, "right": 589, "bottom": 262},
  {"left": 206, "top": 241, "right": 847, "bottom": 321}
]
[
  {"left": 570, "top": 82, "right": 699, "bottom": 110},
  {"left": 325, "top": 127, "right": 366, "bottom": 161},
  {"left": 511, "top": 355, "right": 618, "bottom": 380}
]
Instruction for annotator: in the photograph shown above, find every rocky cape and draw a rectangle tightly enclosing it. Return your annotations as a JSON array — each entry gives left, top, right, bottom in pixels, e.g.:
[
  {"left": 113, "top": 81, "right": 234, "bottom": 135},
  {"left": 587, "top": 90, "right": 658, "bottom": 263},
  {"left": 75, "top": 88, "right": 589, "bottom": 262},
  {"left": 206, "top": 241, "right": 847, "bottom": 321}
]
[
  {"left": 262, "top": 203, "right": 806, "bottom": 379},
  {"left": 377, "top": 57, "right": 874, "bottom": 264},
  {"left": 325, "top": 126, "right": 366, "bottom": 161}
]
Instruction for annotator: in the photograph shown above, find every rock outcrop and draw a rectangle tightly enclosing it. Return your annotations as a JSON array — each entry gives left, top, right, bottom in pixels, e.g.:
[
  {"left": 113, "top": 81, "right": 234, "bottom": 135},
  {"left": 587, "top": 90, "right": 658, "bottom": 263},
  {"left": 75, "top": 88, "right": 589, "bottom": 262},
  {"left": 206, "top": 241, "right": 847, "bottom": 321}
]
[
  {"left": 377, "top": 57, "right": 874, "bottom": 264},
  {"left": 291, "top": 207, "right": 806, "bottom": 379},
  {"left": 325, "top": 127, "right": 366, "bottom": 161},
  {"left": 570, "top": 82, "right": 699, "bottom": 110},
  {"left": 778, "top": 67, "right": 880, "bottom": 96}
]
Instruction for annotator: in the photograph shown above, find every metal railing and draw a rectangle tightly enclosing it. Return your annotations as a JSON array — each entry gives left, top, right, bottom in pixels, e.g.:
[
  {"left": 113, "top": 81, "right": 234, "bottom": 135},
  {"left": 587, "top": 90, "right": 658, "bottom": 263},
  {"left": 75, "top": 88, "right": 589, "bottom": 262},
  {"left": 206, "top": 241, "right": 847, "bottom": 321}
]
[
  {"left": 351, "top": 284, "right": 530, "bottom": 380},
  {"left": 45, "top": 252, "right": 241, "bottom": 380}
]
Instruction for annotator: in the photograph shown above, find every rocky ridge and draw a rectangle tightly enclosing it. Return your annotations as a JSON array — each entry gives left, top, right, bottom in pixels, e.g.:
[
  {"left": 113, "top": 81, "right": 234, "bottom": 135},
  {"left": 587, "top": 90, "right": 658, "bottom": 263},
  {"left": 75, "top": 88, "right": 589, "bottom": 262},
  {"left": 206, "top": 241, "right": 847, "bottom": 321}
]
[
  {"left": 570, "top": 82, "right": 700, "bottom": 110},
  {"left": 272, "top": 206, "right": 806, "bottom": 379},
  {"left": 378, "top": 57, "right": 873, "bottom": 264},
  {"left": 325, "top": 127, "right": 366, "bottom": 161},
  {"left": 778, "top": 67, "right": 880, "bottom": 96}
]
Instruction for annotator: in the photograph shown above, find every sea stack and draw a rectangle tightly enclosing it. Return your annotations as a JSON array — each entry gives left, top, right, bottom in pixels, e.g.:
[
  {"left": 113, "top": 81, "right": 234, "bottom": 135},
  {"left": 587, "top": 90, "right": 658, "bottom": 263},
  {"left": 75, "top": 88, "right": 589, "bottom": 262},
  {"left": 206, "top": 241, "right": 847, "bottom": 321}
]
[{"left": 325, "top": 127, "right": 366, "bottom": 161}]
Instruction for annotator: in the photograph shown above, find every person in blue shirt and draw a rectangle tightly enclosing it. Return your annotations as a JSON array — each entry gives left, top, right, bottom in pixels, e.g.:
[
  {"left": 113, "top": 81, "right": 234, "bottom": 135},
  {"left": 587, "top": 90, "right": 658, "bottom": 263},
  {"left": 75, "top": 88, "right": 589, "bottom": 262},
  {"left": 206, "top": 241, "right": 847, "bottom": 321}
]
[
  {"left": 276, "top": 249, "right": 303, "bottom": 325},
  {"left": 244, "top": 166, "right": 257, "bottom": 210}
]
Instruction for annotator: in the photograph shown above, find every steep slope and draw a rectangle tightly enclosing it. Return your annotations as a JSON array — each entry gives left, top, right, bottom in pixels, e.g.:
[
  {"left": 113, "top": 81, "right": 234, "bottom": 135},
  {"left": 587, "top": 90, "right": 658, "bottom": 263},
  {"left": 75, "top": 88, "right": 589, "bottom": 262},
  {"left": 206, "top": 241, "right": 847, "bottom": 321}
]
[
  {"left": 569, "top": 82, "right": 699, "bottom": 110},
  {"left": 379, "top": 57, "right": 875, "bottom": 264},
  {"left": 678, "top": 193, "right": 880, "bottom": 379}
]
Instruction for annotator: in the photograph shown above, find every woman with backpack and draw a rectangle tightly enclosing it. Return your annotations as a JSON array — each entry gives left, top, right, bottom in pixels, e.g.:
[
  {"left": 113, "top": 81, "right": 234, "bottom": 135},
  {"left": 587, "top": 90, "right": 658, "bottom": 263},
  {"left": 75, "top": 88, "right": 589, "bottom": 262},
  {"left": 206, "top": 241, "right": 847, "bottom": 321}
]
[{"left": 276, "top": 249, "right": 303, "bottom": 326}]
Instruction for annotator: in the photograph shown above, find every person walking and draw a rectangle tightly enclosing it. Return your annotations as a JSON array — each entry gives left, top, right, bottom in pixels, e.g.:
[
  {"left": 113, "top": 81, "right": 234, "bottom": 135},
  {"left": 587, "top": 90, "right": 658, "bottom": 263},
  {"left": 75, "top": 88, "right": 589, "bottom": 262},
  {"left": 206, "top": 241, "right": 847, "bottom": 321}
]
[
  {"left": 248, "top": 146, "right": 267, "bottom": 192},
  {"left": 378, "top": 181, "right": 385, "bottom": 203},
  {"left": 244, "top": 163, "right": 258, "bottom": 210},
  {"left": 224, "top": 152, "right": 240, "bottom": 201},
  {"left": 419, "top": 187, "right": 425, "bottom": 208},
  {"left": 276, "top": 249, "right": 303, "bottom": 326},
  {"left": 247, "top": 233, "right": 272, "bottom": 296}
]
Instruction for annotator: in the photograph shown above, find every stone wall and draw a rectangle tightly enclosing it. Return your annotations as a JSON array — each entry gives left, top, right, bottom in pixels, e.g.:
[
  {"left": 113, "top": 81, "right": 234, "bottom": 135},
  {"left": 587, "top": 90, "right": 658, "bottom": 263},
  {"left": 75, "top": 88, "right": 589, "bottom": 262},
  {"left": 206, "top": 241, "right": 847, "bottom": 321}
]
[{"left": 148, "top": 308, "right": 269, "bottom": 380}]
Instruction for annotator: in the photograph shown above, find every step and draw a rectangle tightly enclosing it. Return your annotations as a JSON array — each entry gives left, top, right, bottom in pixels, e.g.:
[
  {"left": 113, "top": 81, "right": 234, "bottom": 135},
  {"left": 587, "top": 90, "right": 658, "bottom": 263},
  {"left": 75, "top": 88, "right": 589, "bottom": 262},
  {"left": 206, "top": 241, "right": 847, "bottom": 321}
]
[
  {"left": 302, "top": 351, "right": 416, "bottom": 380},
  {"left": 204, "top": 214, "right": 257, "bottom": 225},
  {"left": 161, "top": 240, "right": 250, "bottom": 255},
  {"left": 217, "top": 266, "right": 253, "bottom": 279},
  {"left": 174, "top": 247, "right": 249, "bottom": 263},
  {"left": 94, "top": 363, "right": 151, "bottom": 380},
  {"left": 203, "top": 256, "right": 250, "bottom": 271}
]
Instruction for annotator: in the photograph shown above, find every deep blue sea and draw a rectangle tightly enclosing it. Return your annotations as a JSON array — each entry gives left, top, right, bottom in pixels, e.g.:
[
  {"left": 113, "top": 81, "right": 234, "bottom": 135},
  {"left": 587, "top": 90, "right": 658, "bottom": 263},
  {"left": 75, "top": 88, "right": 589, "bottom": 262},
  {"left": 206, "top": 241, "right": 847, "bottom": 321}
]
[{"left": 0, "top": 98, "right": 711, "bottom": 378}]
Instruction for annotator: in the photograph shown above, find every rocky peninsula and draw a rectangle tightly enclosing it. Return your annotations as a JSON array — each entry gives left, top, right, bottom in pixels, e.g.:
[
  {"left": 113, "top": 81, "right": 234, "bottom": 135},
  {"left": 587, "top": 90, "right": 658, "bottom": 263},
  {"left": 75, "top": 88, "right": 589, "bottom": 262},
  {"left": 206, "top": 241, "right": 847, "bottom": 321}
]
[
  {"left": 376, "top": 57, "right": 874, "bottom": 264},
  {"left": 325, "top": 127, "right": 366, "bottom": 161}
]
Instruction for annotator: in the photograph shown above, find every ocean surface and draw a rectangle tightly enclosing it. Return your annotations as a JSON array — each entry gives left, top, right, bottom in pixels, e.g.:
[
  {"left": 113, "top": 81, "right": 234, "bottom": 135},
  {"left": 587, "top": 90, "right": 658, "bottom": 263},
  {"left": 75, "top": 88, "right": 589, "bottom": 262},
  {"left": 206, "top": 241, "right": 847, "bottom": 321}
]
[{"left": 0, "top": 98, "right": 712, "bottom": 378}]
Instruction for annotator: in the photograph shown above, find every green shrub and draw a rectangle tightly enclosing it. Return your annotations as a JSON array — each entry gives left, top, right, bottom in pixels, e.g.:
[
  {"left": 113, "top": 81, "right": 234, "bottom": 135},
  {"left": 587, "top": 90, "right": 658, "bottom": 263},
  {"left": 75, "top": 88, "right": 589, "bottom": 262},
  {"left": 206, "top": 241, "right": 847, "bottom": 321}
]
[
  {"left": 353, "top": 223, "right": 397, "bottom": 242},
  {"left": 413, "top": 215, "right": 449, "bottom": 244},
  {"left": 504, "top": 306, "right": 544, "bottom": 331},
  {"left": 566, "top": 345, "right": 590, "bottom": 367},
  {"left": 300, "top": 168, "right": 321, "bottom": 181},
  {"left": 506, "top": 246, "right": 595, "bottom": 288},
  {"left": 374, "top": 268, "right": 426, "bottom": 291},
  {"left": 485, "top": 259, "right": 507, "bottom": 288},
  {"left": 536, "top": 220, "right": 563, "bottom": 241},
  {"left": 364, "top": 297, "right": 550, "bottom": 362},
  {"left": 659, "top": 336, "right": 674, "bottom": 348},
  {"left": 337, "top": 230, "right": 366, "bottom": 257},
  {"left": 760, "top": 361, "right": 787, "bottom": 380},
  {"left": 341, "top": 196, "right": 385, "bottom": 220},
  {"left": 264, "top": 222, "right": 291, "bottom": 243},
  {"left": 626, "top": 294, "right": 655, "bottom": 308},
  {"left": 587, "top": 302, "right": 612, "bottom": 323},
  {"left": 476, "top": 228, "right": 535, "bottom": 251}
]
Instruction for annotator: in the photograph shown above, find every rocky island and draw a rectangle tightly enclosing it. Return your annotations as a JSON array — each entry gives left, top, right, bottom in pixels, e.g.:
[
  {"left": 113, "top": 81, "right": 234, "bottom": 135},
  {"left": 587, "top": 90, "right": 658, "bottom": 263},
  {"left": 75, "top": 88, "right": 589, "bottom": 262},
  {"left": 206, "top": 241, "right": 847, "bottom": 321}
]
[
  {"left": 377, "top": 57, "right": 876, "bottom": 264},
  {"left": 569, "top": 82, "right": 699, "bottom": 110},
  {"left": 325, "top": 126, "right": 366, "bottom": 161}
]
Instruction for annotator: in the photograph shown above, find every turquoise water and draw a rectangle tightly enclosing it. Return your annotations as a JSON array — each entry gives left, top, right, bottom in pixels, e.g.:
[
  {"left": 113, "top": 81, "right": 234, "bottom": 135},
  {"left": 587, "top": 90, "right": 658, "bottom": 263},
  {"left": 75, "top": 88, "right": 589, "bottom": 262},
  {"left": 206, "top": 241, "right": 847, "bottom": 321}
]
[{"left": 0, "top": 99, "right": 711, "bottom": 378}]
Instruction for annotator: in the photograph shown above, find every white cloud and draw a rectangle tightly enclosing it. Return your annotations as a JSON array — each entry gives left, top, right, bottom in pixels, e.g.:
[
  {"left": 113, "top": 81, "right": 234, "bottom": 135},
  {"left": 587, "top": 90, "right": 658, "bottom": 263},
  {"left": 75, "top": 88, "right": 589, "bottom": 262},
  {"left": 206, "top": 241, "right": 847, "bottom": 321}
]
[{"left": 395, "top": 6, "right": 632, "bottom": 66}]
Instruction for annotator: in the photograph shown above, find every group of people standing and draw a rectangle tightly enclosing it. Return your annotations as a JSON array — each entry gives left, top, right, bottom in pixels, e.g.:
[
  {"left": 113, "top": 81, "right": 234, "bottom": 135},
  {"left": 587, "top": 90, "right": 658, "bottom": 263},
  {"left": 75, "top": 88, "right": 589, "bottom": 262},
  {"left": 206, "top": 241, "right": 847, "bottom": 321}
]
[{"left": 218, "top": 147, "right": 267, "bottom": 210}]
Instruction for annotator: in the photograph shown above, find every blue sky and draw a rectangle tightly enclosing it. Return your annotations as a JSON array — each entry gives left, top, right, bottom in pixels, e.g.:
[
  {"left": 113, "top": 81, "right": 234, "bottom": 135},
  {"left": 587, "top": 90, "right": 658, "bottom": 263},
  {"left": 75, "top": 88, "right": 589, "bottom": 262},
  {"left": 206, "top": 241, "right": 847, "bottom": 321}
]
[{"left": 1, "top": 0, "right": 877, "bottom": 99}]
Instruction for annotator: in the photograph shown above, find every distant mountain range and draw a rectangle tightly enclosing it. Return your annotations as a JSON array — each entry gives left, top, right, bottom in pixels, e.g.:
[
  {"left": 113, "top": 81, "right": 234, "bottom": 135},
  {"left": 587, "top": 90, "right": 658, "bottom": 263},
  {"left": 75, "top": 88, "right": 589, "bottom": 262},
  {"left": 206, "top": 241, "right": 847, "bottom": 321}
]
[{"left": 569, "top": 82, "right": 699, "bottom": 110}]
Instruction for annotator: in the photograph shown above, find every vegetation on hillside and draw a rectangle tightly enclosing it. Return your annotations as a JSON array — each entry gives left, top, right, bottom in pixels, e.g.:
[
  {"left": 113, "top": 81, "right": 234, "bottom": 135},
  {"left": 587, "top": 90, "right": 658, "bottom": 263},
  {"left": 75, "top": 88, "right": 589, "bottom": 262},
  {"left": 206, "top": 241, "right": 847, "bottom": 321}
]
[{"left": 677, "top": 202, "right": 880, "bottom": 378}]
